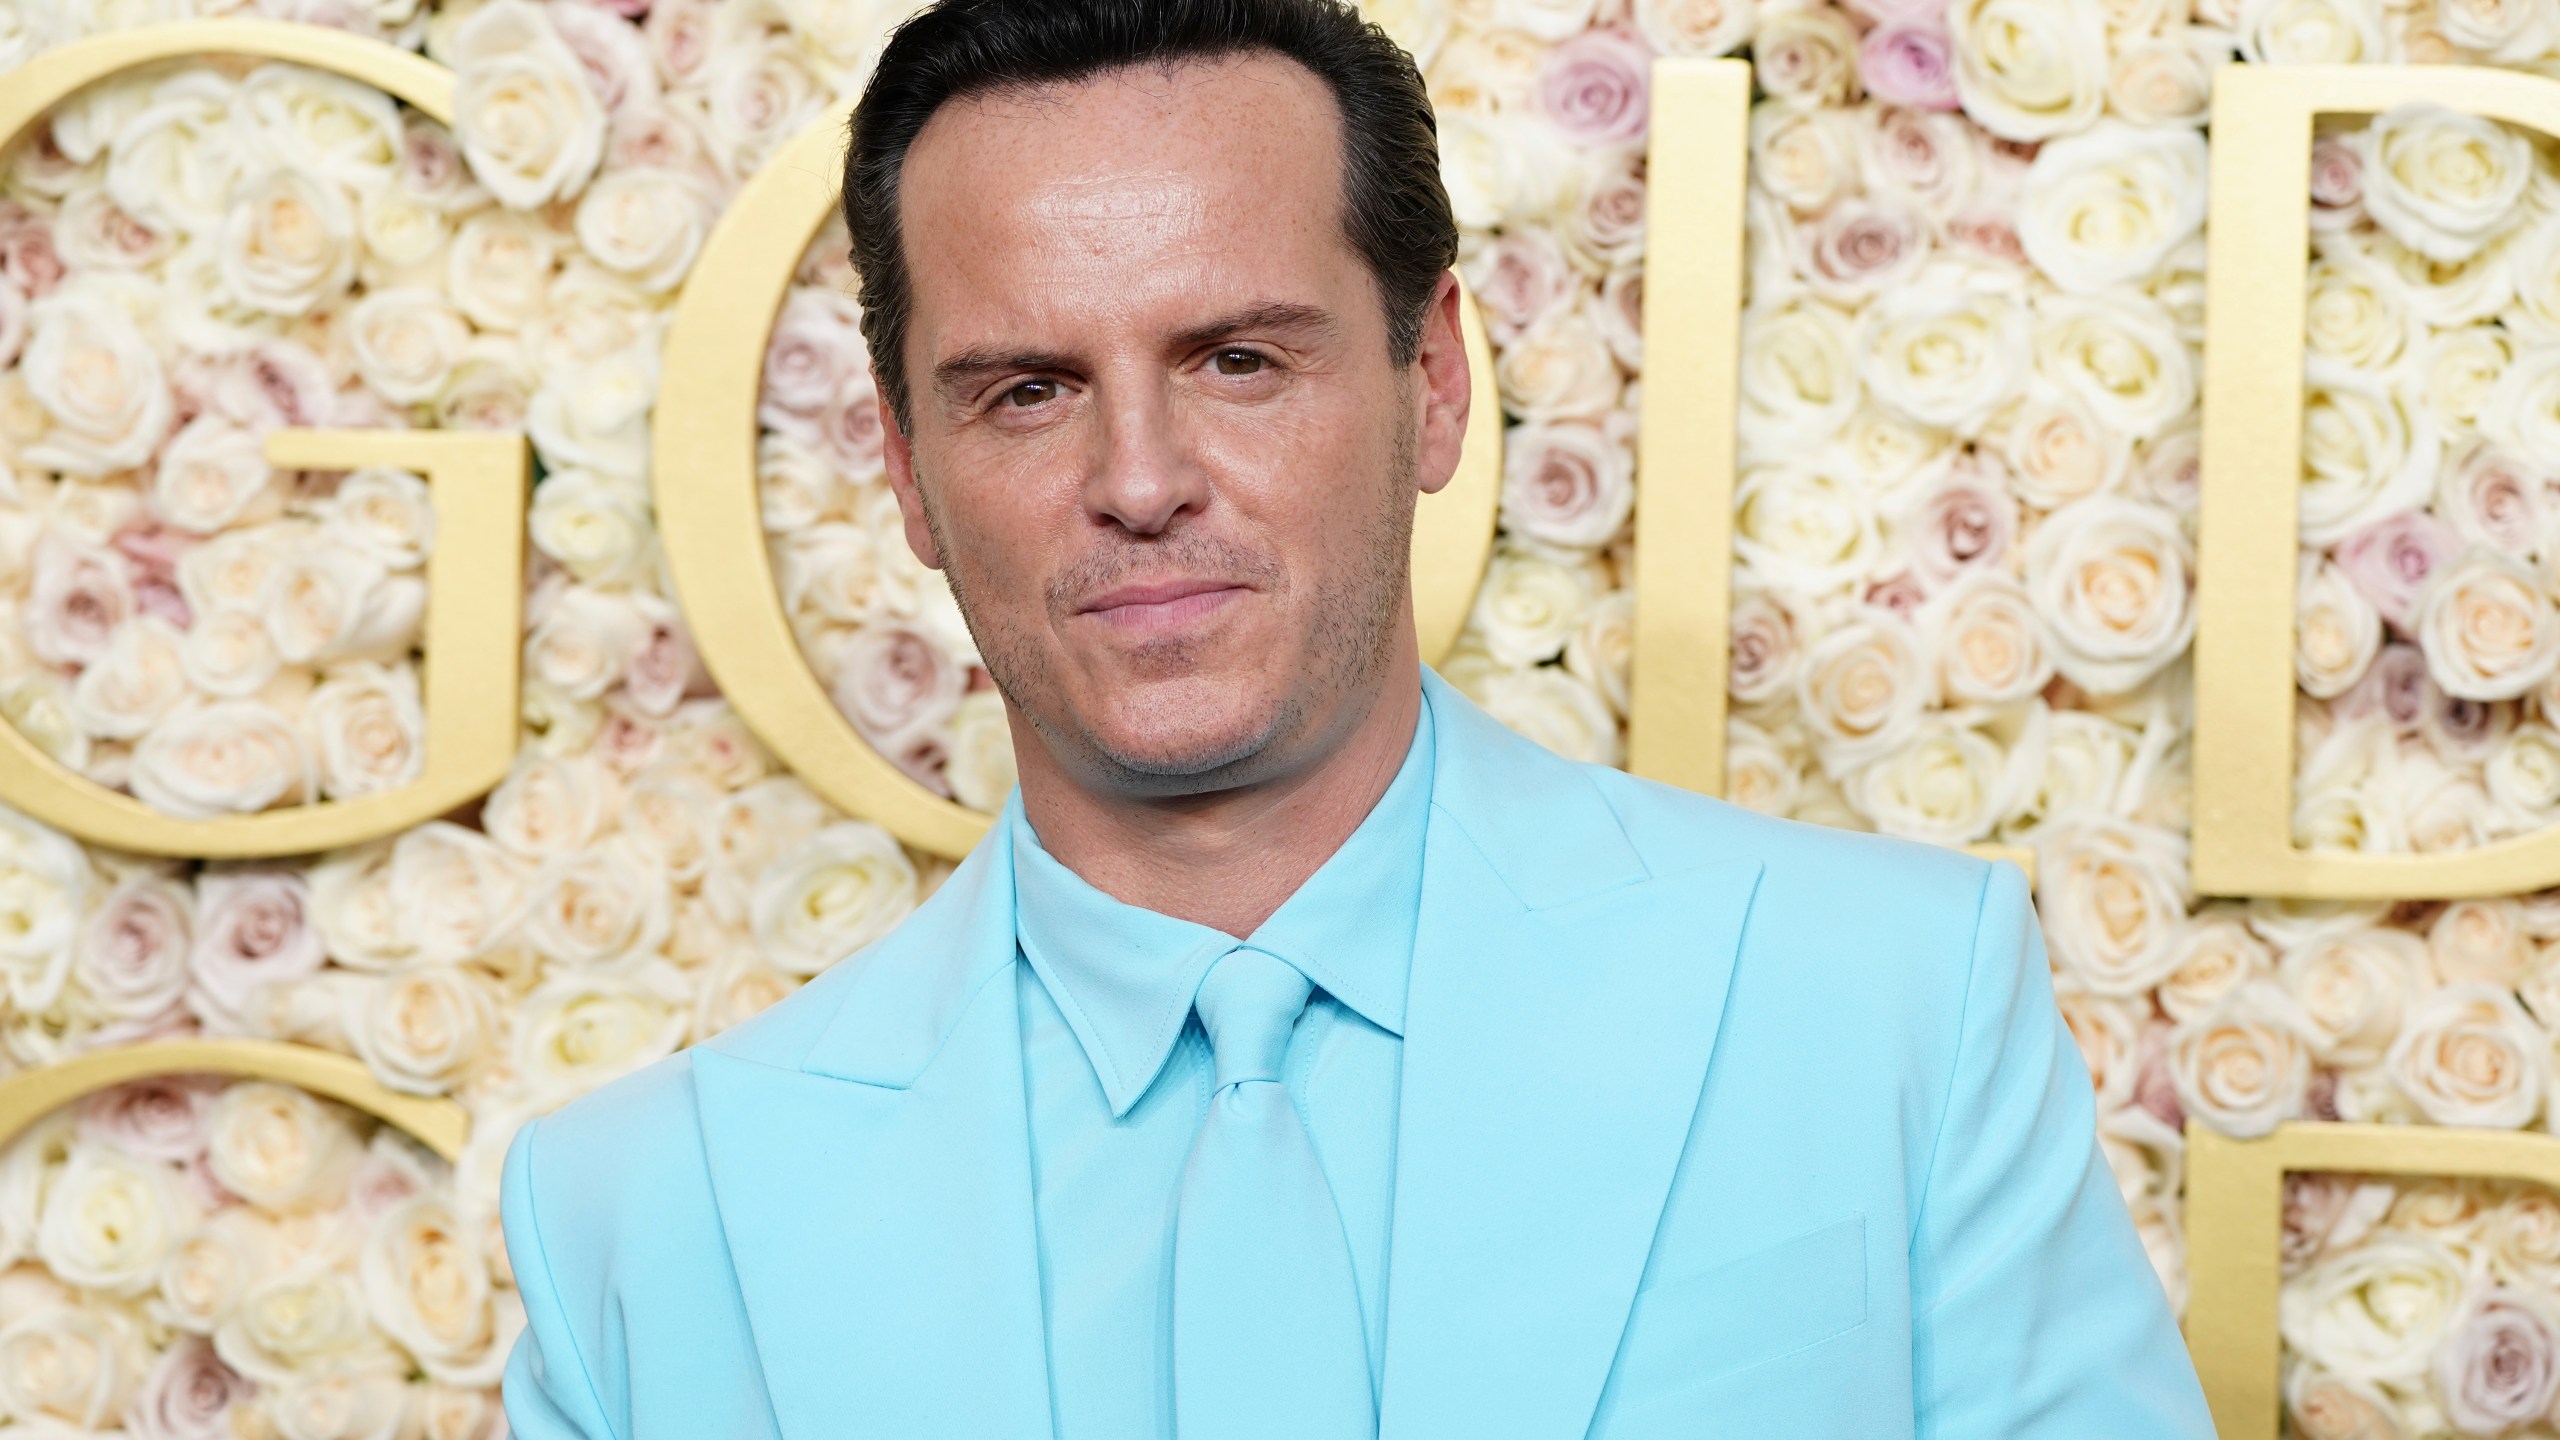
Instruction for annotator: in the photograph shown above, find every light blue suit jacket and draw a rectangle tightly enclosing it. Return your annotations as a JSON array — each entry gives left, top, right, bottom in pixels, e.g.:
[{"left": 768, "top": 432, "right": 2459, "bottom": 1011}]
[{"left": 499, "top": 674, "right": 2214, "bottom": 1439}]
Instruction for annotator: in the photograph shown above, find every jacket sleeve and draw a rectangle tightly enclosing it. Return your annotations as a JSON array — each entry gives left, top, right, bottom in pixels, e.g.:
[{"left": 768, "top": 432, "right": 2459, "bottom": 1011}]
[
  {"left": 1908, "top": 861, "right": 2214, "bottom": 1439},
  {"left": 500, "top": 1116, "right": 623, "bottom": 1440}
]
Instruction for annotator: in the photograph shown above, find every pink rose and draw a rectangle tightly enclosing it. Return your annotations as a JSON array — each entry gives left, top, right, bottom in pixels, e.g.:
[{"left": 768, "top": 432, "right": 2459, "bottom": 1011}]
[
  {"left": 609, "top": 102, "right": 720, "bottom": 189},
  {"left": 56, "top": 192, "right": 170, "bottom": 272},
  {"left": 1537, "top": 27, "right": 1652, "bottom": 147},
  {"left": 1500, "top": 420, "right": 1634, "bottom": 549},
  {"left": 829, "top": 625, "right": 965, "bottom": 754},
  {"left": 1567, "top": 150, "right": 1647, "bottom": 269},
  {"left": 759, "top": 288, "right": 869, "bottom": 422},
  {"left": 812, "top": 372, "right": 888, "bottom": 475},
  {"left": 2336, "top": 509, "right": 2460, "bottom": 631},
  {"left": 1905, "top": 467, "right": 2018, "bottom": 587},
  {"left": 76, "top": 1075, "right": 218, "bottom": 1162},
  {"left": 2439, "top": 442, "right": 2545, "bottom": 558},
  {"left": 1864, "top": 571, "right": 1929, "bottom": 618},
  {"left": 344, "top": 1142, "right": 427, "bottom": 1221},
  {"left": 0, "top": 203, "right": 65, "bottom": 298},
  {"left": 644, "top": 0, "right": 716, "bottom": 84},
  {"left": 2280, "top": 1173, "right": 2392, "bottom": 1270},
  {"left": 550, "top": 0, "right": 661, "bottom": 116},
  {"left": 128, "top": 1335, "right": 253, "bottom": 1440},
  {"left": 171, "top": 338, "right": 336, "bottom": 431},
  {"left": 114, "top": 523, "right": 195, "bottom": 630},
  {"left": 624, "top": 597, "right": 706, "bottom": 717},
  {"left": 1727, "top": 591, "right": 1801, "bottom": 704},
  {"left": 0, "top": 278, "right": 24, "bottom": 370},
  {"left": 2436, "top": 1286, "right": 2560, "bottom": 1435},
  {"left": 26, "top": 534, "right": 135, "bottom": 668},
  {"left": 593, "top": 703, "right": 668, "bottom": 776},
  {"left": 2335, "top": 642, "right": 2433, "bottom": 730},
  {"left": 1797, "top": 196, "right": 1927, "bottom": 300},
  {"left": 1858, "top": 23, "right": 1961, "bottom": 110},
  {"left": 76, "top": 877, "right": 193, "bottom": 1023},
  {"left": 1945, "top": 209, "right": 2028, "bottom": 266},
  {"left": 1861, "top": 108, "right": 1973, "bottom": 215},
  {"left": 1465, "top": 229, "right": 1576, "bottom": 348},
  {"left": 188, "top": 870, "right": 324, "bottom": 1028},
  {"left": 2308, "top": 133, "right": 2365, "bottom": 232},
  {"left": 2423, "top": 690, "right": 2510, "bottom": 761},
  {"left": 398, "top": 120, "right": 470, "bottom": 203},
  {"left": 1596, "top": 268, "right": 1642, "bottom": 370}
]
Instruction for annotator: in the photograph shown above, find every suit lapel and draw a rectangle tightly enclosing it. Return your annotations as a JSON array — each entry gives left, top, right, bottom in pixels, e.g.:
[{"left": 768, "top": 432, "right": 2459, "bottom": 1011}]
[
  {"left": 1380, "top": 678, "right": 1763, "bottom": 1439},
  {"left": 691, "top": 822, "right": 1053, "bottom": 1440}
]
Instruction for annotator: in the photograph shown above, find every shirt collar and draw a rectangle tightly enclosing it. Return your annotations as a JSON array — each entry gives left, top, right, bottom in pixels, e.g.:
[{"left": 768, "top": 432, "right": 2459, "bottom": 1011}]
[{"left": 1011, "top": 686, "right": 1436, "bottom": 1116}]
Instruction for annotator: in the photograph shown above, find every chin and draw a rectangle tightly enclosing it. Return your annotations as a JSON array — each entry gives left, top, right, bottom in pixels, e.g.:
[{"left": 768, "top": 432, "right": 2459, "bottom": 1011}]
[{"left": 1079, "top": 680, "right": 1291, "bottom": 783}]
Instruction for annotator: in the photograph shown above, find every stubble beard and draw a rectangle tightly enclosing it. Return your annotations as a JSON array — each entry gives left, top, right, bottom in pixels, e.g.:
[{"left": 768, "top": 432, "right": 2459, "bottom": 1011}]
[{"left": 918, "top": 422, "right": 1419, "bottom": 798}]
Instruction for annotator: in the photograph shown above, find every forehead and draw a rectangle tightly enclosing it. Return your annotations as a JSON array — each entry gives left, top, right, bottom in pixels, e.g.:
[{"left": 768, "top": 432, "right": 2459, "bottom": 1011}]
[{"left": 895, "top": 52, "right": 1363, "bottom": 343}]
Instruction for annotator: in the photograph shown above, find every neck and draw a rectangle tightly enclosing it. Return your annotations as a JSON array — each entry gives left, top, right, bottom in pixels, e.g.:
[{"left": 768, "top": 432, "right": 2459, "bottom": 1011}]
[{"left": 1014, "top": 648, "right": 1425, "bottom": 938}]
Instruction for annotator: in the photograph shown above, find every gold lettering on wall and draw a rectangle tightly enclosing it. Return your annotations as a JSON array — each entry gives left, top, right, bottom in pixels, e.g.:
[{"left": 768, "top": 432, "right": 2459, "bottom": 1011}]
[
  {"left": 2192, "top": 64, "right": 2560, "bottom": 899},
  {"left": 650, "top": 114, "right": 1507, "bottom": 861}
]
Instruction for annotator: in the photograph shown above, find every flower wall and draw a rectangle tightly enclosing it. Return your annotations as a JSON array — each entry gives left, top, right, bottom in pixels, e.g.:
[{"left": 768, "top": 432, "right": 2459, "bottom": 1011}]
[{"left": 0, "top": 0, "right": 2551, "bottom": 1431}]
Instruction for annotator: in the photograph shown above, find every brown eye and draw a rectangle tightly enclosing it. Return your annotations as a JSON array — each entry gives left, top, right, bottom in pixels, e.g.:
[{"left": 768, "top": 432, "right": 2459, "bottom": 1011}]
[
  {"left": 1004, "top": 379, "right": 1057, "bottom": 407},
  {"left": 1212, "top": 349, "right": 1264, "bottom": 376}
]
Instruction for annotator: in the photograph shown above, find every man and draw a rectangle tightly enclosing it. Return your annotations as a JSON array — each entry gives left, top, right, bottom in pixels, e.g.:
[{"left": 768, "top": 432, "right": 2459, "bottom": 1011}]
[{"left": 499, "top": 0, "right": 2215, "bottom": 1435}]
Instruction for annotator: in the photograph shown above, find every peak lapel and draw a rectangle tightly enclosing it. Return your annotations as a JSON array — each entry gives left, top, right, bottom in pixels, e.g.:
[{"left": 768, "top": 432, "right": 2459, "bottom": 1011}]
[
  {"left": 1382, "top": 679, "right": 1763, "bottom": 1439},
  {"left": 691, "top": 822, "right": 1053, "bottom": 1439}
]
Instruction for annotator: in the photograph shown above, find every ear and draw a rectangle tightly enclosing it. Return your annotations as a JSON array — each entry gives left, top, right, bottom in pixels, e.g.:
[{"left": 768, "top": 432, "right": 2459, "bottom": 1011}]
[
  {"left": 878, "top": 388, "right": 946, "bottom": 570},
  {"left": 1410, "top": 271, "right": 1470, "bottom": 499}
]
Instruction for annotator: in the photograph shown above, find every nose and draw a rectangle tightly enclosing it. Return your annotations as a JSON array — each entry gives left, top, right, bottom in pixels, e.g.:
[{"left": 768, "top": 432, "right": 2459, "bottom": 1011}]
[{"left": 1084, "top": 377, "right": 1208, "bottom": 536}]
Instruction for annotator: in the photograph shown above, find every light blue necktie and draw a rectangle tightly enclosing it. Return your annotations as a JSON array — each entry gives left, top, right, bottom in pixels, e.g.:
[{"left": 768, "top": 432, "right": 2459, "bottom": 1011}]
[{"left": 1172, "top": 946, "right": 1375, "bottom": 1439}]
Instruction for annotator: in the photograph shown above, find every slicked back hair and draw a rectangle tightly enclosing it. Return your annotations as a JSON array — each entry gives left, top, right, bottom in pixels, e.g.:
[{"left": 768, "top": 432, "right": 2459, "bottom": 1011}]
[{"left": 842, "top": 0, "right": 1458, "bottom": 429}]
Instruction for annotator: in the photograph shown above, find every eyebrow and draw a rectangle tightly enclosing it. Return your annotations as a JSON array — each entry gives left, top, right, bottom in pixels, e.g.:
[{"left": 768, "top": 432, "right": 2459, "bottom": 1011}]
[{"left": 928, "top": 301, "right": 1341, "bottom": 400}]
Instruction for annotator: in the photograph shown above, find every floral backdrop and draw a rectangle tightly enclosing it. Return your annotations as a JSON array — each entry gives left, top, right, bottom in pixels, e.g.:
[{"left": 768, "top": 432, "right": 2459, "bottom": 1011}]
[{"left": 0, "top": 0, "right": 2547, "bottom": 1432}]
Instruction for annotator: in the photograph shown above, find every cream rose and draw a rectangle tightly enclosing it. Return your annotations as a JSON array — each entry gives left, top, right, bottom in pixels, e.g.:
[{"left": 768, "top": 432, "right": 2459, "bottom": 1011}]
[
  {"left": 2159, "top": 909, "right": 2276, "bottom": 1022},
  {"left": 1471, "top": 548, "right": 1599, "bottom": 668},
  {"left": 36, "top": 1144, "right": 183, "bottom": 1296},
  {"left": 2038, "top": 814, "right": 2190, "bottom": 996},
  {"left": 2417, "top": 551, "right": 2560, "bottom": 701},
  {"left": 2017, "top": 122, "right": 2206, "bottom": 293},
  {"left": 2168, "top": 980, "right": 2314, "bottom": 1137},
  {"left": 1796, "top": 612, "right": 1928, "bottom": 773},
  {"left": 305, "top": 662, "right": 424, "bottom": 801},
  {"left": 21, "top": 287, "right": 169, "bottom": 475},
  {"left": 750, "top": 822, "right": 919, "bottom": 976},
  {"left": 1850, "top": 719, "right": 2007, "bottom": 846},
  {"left": 151, "top": 416, "right": 280, "bottom": 534},
  {"left": 212, "top": 1267, "right": 376, "bottom": 1387},
  {"left": 1726, "top": 589, "right": 1803, "bottom": 704},
  {"left": 1493, "top": 307, "right": 1620, "bottom": 423},
  {"left": 2287, "top": 1230, "right": 2471, "bottom": 1387},
  {"left": 524, "top": 843, "right": 671, "bottom": 968},
  {"left": 1948, "top": 0, "right": 2106, "bottom": 141},
  {"left": 514, "top": 962, "right": 689, "bottom": 1106},
  {"left": 2489, "top": 722, "right": 2560, "bottom": 830},
  {"left": 2277, "top": 927, "right": 2421, "bottom": 1066},
  {"left": 1471, "top": 665, "right": 1624, "bottom": 767},
  {"left": 1928, "top": 573, "right": 2055, "bottom": 704},
  {"left": 216, "top": 169, "right": 357, "bottom": 318},
  {"left": 1854, "top": 274, "right": 2027, "bottom": 434},
  {"left": 263, "top": 545, "right": 391, "bottom": 665},
  {"left": 389, "top": 822, "right": 527, "bottom": 965},
  {"left": 344, "top": 288, "right": 467, "bottom": 406},
  {"left": 0, "top": 1301, "right": 142, "bottom": 1428},
  {"left": 176, "top": 612, "right": 279, "bottom": 703},
  {"left": 68, "top": 616, "right": 186, "bottom": 741},
  {"left": 239, "top": 64, "right": 399, "bottom": 191},
  {"left": 2297, "top": 557, "right": 2382, "bottom": 699},
  {"left": 2432, "top": 898, "right": 2534, "bottom": 987},
  {"left": 205, "top": 1083, "right": 356, "bottom": 1213},
  {"left": 944, "top": 688, "right": 1018, "bottom": 815},
  {"left": 2387, "top": 984, "right": 2547, "bottom": 1128},
  {"left": 2029, "top": 291, "right": 2194, "bottom": 443},
  {"left": 528, "top": 468, "right": 651, "bottom": 587},
  {"left": 1749, "top": 106, "right": 1857, "bottom": 216},
  {"left": 449, "top": 0, "right": 606, "bottom": 210},
  {"left": 2484, "top": 348, "right": 2560, "bottom": 472},
  {"left": 130, "top": 702, "right": 315, "bottom": 822},
  {"left": 316, "top": 467, "right": 435, "bottom": 572},
  {"left": 2303, "top": 250, "right": 2418, "bottom": 382},
  {"left": 359, "top": 1195, "right": 507, "bottom": 1385},
  {"left": 2238, "top": 0, "right": 2384, "bottom": 61},
  {"left": 2023, "top": 495, "right": 2195, "bottom": 694},
  {"left": 1993, "top": 387, "right": 2127, "bottom": 510},
  {"left": 443, "top": 210, "right": 558, "bottom": 333},
  {"left": 2283, "top": 1364, "right": 2412, "bottom": 1440},
  {"left": 2436, "top": 441, "right": 2540, "bottom": 559},
  {"left": 1567, "top": 591, "right": 1635, "bottom": 718},
  {"left": 2364, "top": 105, "right": 2532, "bottom": 263}
]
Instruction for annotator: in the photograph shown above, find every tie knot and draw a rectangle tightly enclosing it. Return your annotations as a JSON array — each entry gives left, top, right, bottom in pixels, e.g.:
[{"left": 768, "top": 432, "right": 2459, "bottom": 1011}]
[{"left": 1192, "top": 947, "right": 1312, "bottom": 1089}]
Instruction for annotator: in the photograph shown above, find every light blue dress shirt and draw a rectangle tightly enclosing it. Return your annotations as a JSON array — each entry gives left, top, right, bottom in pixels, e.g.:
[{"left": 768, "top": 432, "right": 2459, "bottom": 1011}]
[{"left": 1008, "top": 702, "right": 1434, "bottom": 1440}]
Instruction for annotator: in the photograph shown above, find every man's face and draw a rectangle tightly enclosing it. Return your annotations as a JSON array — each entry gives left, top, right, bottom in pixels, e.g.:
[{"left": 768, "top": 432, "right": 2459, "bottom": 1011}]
[{"left": 883, "top": 53, "right": 1466, "bottom": 796}]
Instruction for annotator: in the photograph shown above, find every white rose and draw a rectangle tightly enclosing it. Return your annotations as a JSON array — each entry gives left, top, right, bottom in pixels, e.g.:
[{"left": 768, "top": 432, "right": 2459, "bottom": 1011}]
[
  {"left": 107, "top": 72, "right": 251, "bottom": 237},
  {"left": 1636, "top": 0, "right": 1755, "bottom": 55},
  {"left": 206, "top": 1082, "right": 357, "bottom": 1213},
  {"left": 528, "top": 468, "right": 652, "bottom": 586},
  {"left": 21, "top": 287, "right": 169, "bottom": 475},
  {"left": 751, "top": 822, "right": 919, "bottom": 976},
  {"left": 1855, "top": 272, "right": 2026, "bottom": 434},
  {"left": 572, "top": 166, "right": 706, "bottom": 294},
  {"left": 130, "top": 701, "right": 315, "bottom": 821},
  {"left": 390, "top": 822, "right": 527, "bottom": 964},
  {"left": 305, "top": 662, "right": 424, "bottom": 801},
  {"left": 2297, "top": 557, "right": 2382, "bottom": 699},
  {"left": 359, "top": 1194, "right": 509, "bottom": 1386},
  {"left": 449, "top": 0, "right": 606, "bottom": 210},
  {"left": 238, "top": 64, "right": 400, "bottom": 191},
  {"left": 2018, "top": 122, "right": 2206, "bottom": 294},
  {"left": 2301, "top": 376, "right": 2439, "bottom": 544},
  {"left": 2388, "top": 984, "right": 2547, "bottom": 1128},
  {"left": 2105, "top": 32, "right": 2215, "bottom": 128},
  {"left": 443, "top": 210, "right": 558, "bottom": 332},
  {"left": 68, "top": 616, "right": 186, "bottom": 741},
  {"left": 2375, "top": 230, "right": 2513, "bottom": 331},
  {"left": 359, "top": 183, "right": 454, "bottom": 284},
  {"left": 1750, "top": 105, "right": 1857, "bottom": 216},
  {"left": 216, "top": 169, "right": 357, "bottom": 318},
  {"left": 2029, "top": 291, "right": 2194, "bottom": 443},
  {"left": 344, "top": 288, "right": 467, "bottom": 406},
  {"left": 1796, "top": 612, "right": 1928, "bottom": 773},
  {"left": 1992, "top": 386, "right": 2128, "bottom": 510},
  {"left": 2238, "top": 0, "right": 2385, "bottom": 63},
  {"left": 2490, "top": 722, "right": 2560, "bottom": 830},
  {"left": 1927, "top": 573, "right": 2055, "bottom": 704},
  {"left": 525, "top": 584, "right": 646, "bottom": 701},
  {"left": 514, "top": 961, "right": 689, "bottom": 1105},
  {"left": 1470, "top": 664, "right": 1623, "bottom": 767},
  {"left": 2303, "top": 250, "right": 2419, "bottom": 382},
  {"left": 151, "top": 416, "right": 280, "bottom": 535},
  {"left": 2037, "top": 813, "right": 2190, "bottom": 995},
  {"left": 1470, "top": 548, "right": 1598, "bottom": 668},
  {"left": 2169, "top": 980, "right": 2314, "bottom": 1138},
  {"left": 2157, "top": 909, "right": 2276, "bottom": 1022},
  {"left": 2418, "top": 551, "right": 2560, "bottom": 701},
  {"left": 0, "top": 1302, "right": 142, "bottom": 1428},
  {"left": 36, "top": 1144, "right": 182, "bottom": 1295},
  {"left": 2278, "top": 927, "right": 2421, "bottom": 1067},
  {"left": 2286, "top": 1231, "right": 2468, "bottom": 1387},
  {"left": 306, "top": 844, "right": 410, "bottom": 974},
  {"left": 527, "top": 344, "right": 656, "bottom": 478},
  {"left": 178, "top": 611, "right": 280, "bottom": 701},
  {"left": 2023, "top": 495, "right": 2194, "bottom": 694},
  {"left": 212, "top": 1267, "right": 376, "bottom": 1387},
  {"left": 316, "top": 467, "right": 435, "bottom": 570},
  {"left": 525, "top": 843, "right": 671, "bottom": 967},
  {"left": 944, "top": 688, "right": 1018, "bottom": 815},
  {"left": 694, "top": 32, "right": 826, "bottom": 178},
  {"left": 1733, "top": 461, "right": 1881, "bottom": 595},
  {"left": 261, "top": 544, "right": 388, "bottom": 664},
  {"left": 1494, "top": 0, "right": 1599, "bottom": 38},
  {"left": 151, "top": 1208, "right": 273, "bottom": 1336},
  {"left": 1493, "top": 306, "right": 1620, "bottom": 424},
  {"left": 1850, "top": 719, "right": 2007, "bottom": 846},
  {"left": 1737, "top": 299, "right": 1861, "bottom": 453},
  {"left": 2483, "top": 348, "right": 2560, "bottom": 472},
  {"left": 1566, "top": 590, "right": 1635, "bottom": 718},
  {"left": 0, "top": 811, "right": 86, "bottom": 1016},
  {"left": 2364, "top": 105, "right": 2532, "bottom": 263},
  {"left": 1948, "top": 0, "right": 2106, "bottom": 141}
]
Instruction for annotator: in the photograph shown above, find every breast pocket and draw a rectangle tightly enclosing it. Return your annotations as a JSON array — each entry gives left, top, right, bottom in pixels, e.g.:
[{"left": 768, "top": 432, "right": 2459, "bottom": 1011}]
[{"left": 1606, "top": 1212, "right": 1869, "bottom": 1399}]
